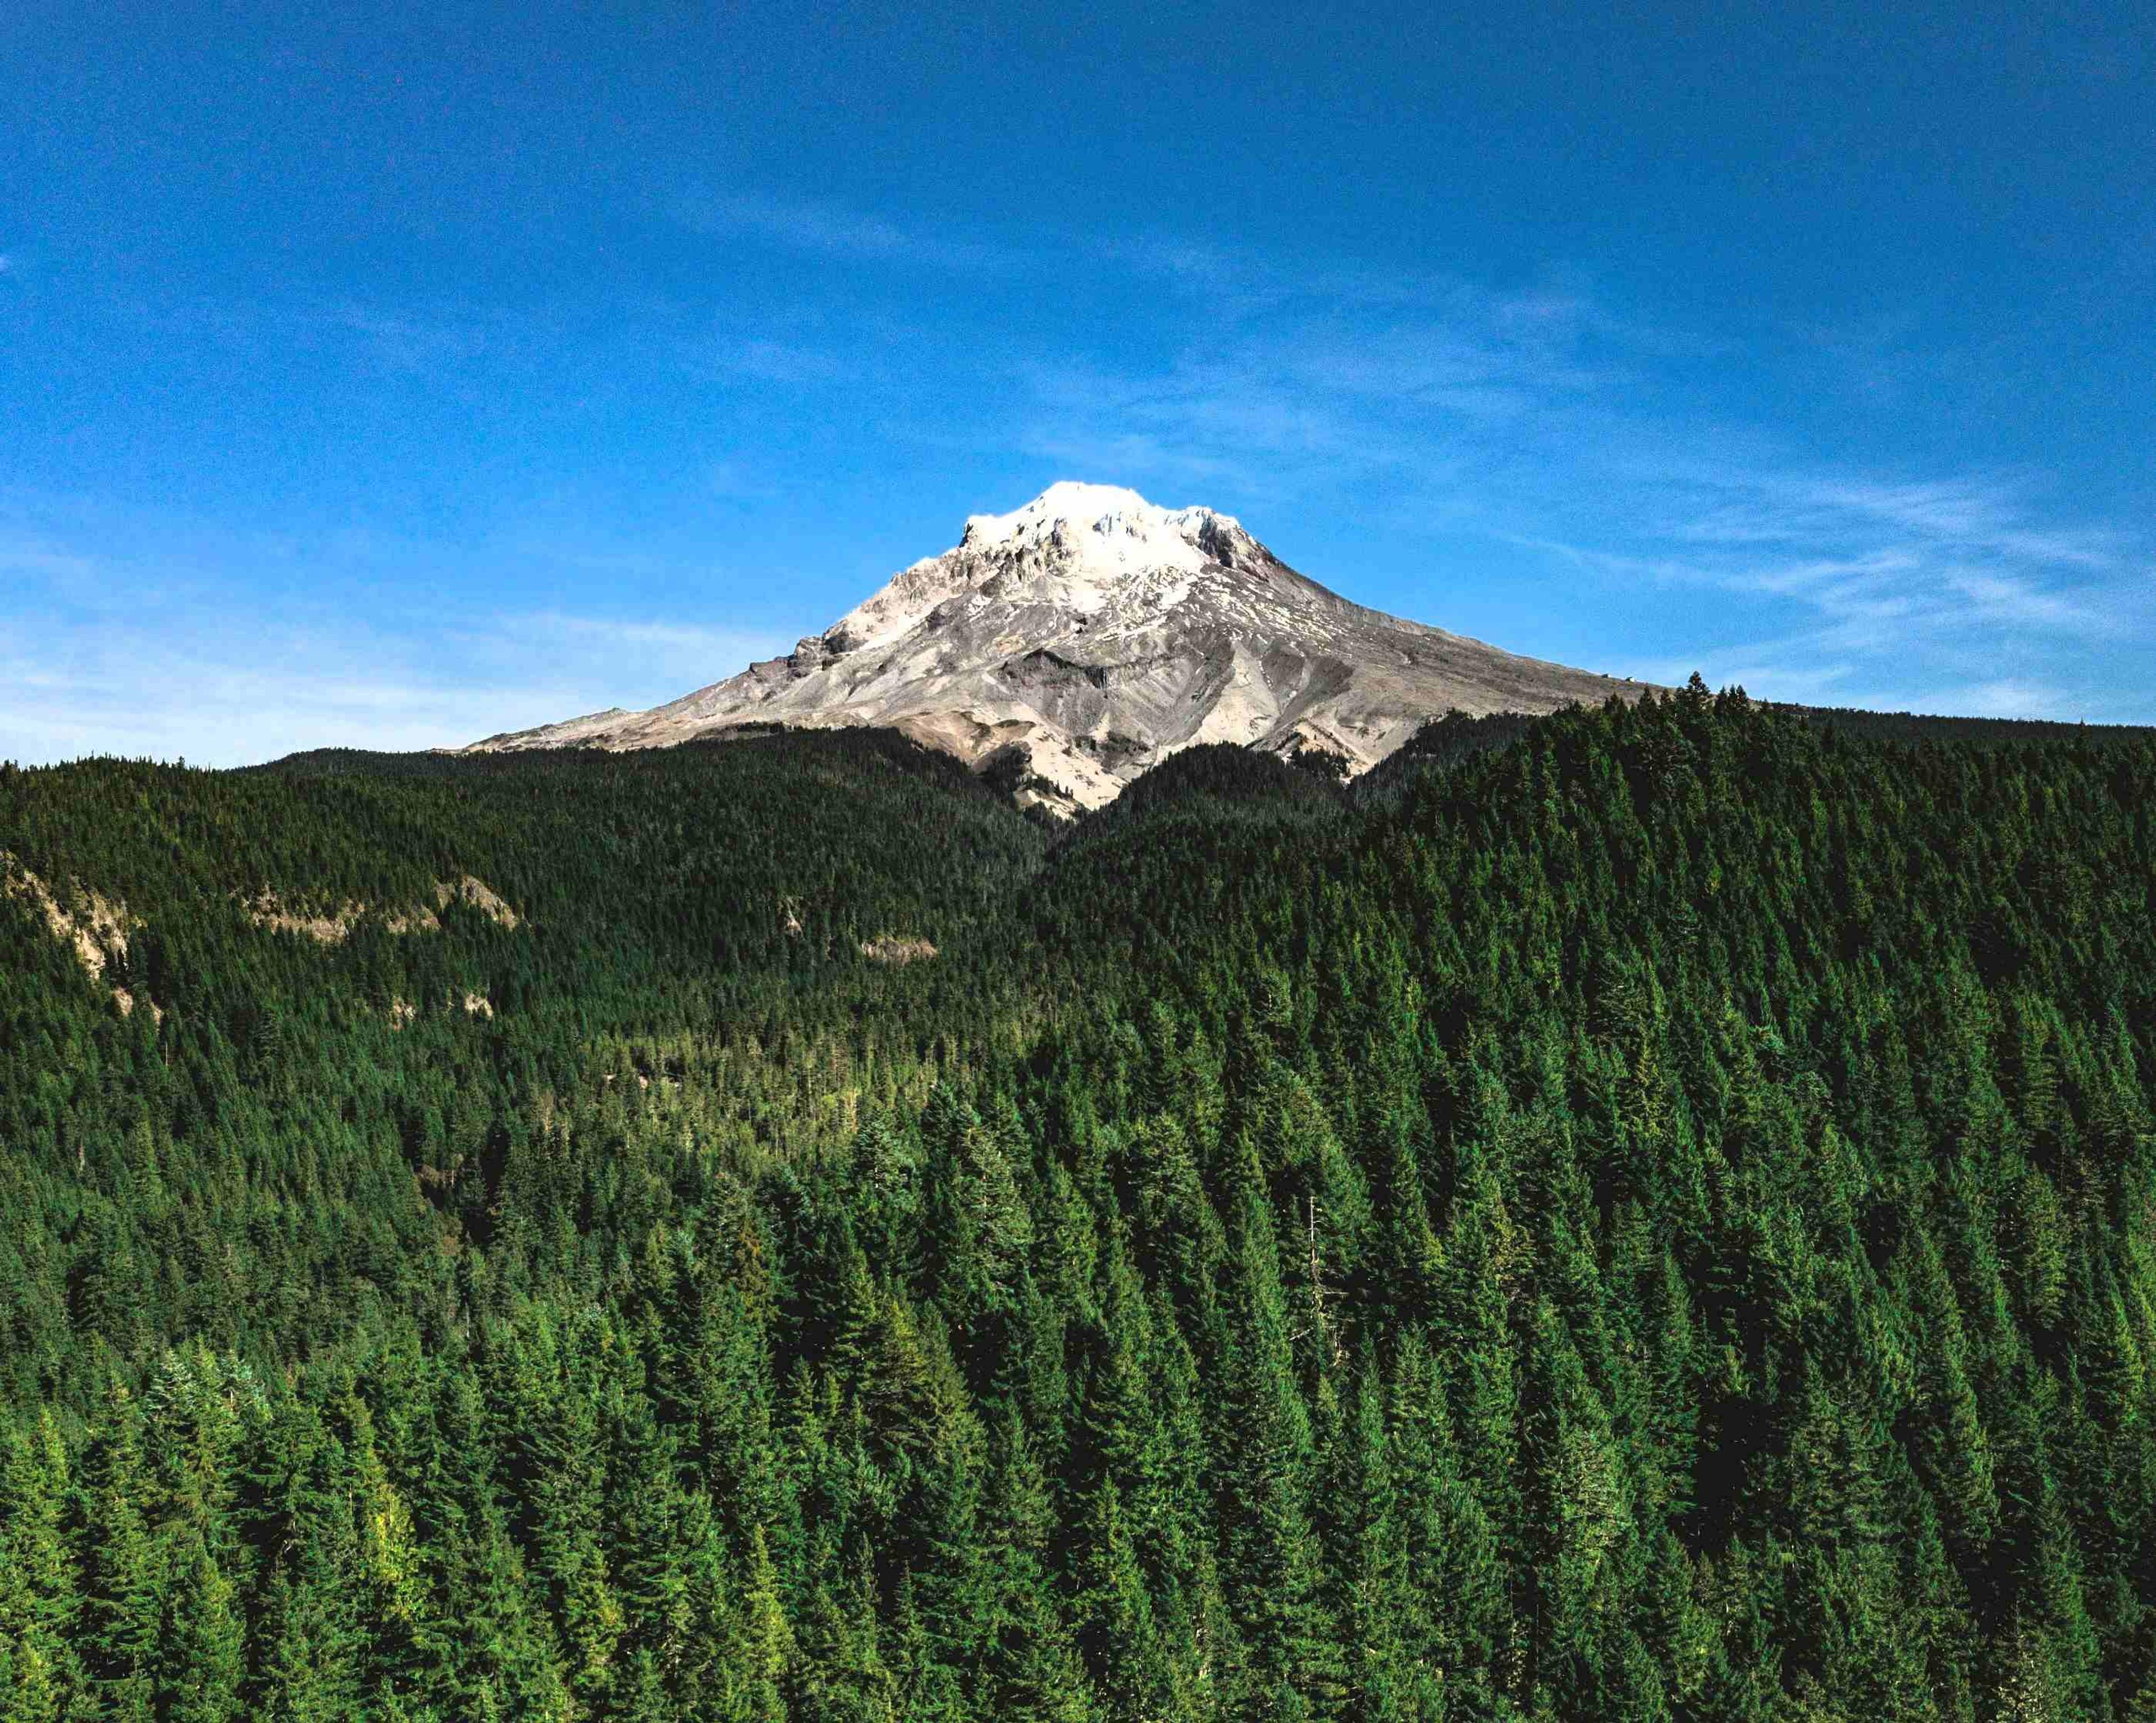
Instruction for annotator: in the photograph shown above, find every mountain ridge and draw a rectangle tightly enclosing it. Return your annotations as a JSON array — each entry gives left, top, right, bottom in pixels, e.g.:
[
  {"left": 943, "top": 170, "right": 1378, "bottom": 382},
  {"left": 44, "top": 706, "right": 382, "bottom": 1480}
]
[{"left": 469, "top": 481, "right": 1645, "bottom": 812}]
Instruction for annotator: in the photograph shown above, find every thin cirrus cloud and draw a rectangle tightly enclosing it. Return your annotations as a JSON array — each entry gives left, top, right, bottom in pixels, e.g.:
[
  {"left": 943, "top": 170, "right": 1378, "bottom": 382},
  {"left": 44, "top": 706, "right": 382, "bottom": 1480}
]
[
  {"left": 680, "top": 192, "right": 1023, "bottom": 274},
  {"left": 0, "top": 609, "right": 789, "bottom": 768},
  {"left": 721, "top": 338, "right": 856, "bottom": 386},
  {"left": 0, "top": 598, "right": 527, "bottom": 765},
  {"left": 0, "top": 653, "right": 532, "bottom": 766},
  {"left": 1946, "top": 571, "right": 2105, "bottom": 632},
  {"left": 1668, "top": 471, "right": 2124, "bottom": 572},
  {"left": 1506, "top": 494, "right": 2140, "bottom": 717},
  {"left": 940, "top": 235, "right": 2149, "bottom": 719},
  {"left": 0, "top": 524, "right": 788, "bottom": 766},
  {"left": 1638, "top": 468, "right": 2144, "bottom": 694},
  {"left": 124, "top": 293, "right": 525, "bottom": 380},
  {"left": 484, "top": 612, "right": 788, "bottom": 685}
]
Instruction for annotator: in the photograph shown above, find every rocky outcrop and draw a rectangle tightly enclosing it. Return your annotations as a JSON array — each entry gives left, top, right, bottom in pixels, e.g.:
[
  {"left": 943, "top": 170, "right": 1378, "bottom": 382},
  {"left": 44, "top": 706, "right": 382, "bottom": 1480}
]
[
  {"left": 246, "top": 874, "right": 520, "bottom": 942},
  {"left": 469, "top": 481, "right": 1642, "bottom": 813},
  {"left": 2, "top": 854, "right": 157, "bottom": 1021},
  {"left": 860, "top": 934, "right": 938, "bottom": 964}
]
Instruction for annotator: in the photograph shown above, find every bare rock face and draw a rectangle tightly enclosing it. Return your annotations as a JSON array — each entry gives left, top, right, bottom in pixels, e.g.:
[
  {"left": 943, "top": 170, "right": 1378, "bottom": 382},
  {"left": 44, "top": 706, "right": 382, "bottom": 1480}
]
[{"left": 468, "top": 482, "right": 1639, "bottom": 813}]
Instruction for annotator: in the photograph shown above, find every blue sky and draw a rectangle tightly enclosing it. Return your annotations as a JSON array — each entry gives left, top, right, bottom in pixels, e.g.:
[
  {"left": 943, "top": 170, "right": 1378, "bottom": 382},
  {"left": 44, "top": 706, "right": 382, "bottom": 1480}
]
[{"left": 3, "top": 0, "right": 2150, "bottom": 763}]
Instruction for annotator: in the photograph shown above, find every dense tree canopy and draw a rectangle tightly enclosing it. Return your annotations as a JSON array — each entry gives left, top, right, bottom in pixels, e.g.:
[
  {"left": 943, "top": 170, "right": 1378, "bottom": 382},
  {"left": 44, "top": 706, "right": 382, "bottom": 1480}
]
[{"left": 2, "top": 691, "right": 2153, "bottom": 1720}]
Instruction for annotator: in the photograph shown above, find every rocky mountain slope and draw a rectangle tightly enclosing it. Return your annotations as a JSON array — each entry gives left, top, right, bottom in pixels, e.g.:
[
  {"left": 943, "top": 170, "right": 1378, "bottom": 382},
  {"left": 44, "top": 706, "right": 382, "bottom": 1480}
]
[{"left": 470, "top": 481, "right": 1642, "bottom": 813}]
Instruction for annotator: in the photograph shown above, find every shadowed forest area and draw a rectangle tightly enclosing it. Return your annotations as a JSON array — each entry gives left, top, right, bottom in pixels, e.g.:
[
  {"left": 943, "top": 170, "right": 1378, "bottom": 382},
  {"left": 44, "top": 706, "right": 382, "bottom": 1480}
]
[{"left": 3, "top": 684, "right": 2155, "bottom": 1721}]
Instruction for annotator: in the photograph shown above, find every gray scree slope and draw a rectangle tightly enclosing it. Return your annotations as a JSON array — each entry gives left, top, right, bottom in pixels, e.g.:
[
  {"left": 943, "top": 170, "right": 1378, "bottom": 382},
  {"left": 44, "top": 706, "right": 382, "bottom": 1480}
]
[{"left": 468, "top": 482, "right": 1641, "bottom": 813}]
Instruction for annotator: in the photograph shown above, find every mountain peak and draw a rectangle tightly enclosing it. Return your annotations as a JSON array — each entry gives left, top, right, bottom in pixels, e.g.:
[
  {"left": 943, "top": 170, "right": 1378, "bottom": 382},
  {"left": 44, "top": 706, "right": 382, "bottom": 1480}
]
[{"left": 469, "top": 483, "right": 1644, "bottom": 814}]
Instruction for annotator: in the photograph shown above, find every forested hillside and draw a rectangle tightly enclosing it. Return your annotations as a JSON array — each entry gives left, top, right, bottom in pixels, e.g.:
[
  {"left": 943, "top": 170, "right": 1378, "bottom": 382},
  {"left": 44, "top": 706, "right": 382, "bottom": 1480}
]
[{"left": 3, "top": 685, "right": 2154, "bottom": 1722}]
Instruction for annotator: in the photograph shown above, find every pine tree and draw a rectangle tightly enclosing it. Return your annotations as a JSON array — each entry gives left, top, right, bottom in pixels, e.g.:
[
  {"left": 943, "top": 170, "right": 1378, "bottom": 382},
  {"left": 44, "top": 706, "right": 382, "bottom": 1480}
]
[
  {"left": 74, "top": 1382, "right": 162, "bottom": 1721},
  {"left": 1068, "top": 1476, "right": 1163, "bottom": 1722},
  {"left": 736, "top": 1524, "right": 794, "bottom": 1723},
  {"left": 1389, "top": 1334, "right": 1509, "bottom": 1716},
  {"left": 1217, "top": 1156, "right": 1346, "bottom": 1719},
  {"left": 162, "top": 1544, "right": 245, "bottom": 1723},
  {"left": 979, "top": 1414, "right": 1095, "bottom": 1723},
  {"left": 0, "top": 1412, "right": 79, "bottom": 1723}
]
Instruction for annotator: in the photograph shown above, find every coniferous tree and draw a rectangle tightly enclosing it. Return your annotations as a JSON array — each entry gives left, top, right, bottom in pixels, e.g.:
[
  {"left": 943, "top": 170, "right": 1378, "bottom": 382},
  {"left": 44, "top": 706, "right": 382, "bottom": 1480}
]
[{"left": 2, "top": 699, "right": 2154, "bottom": 1717}]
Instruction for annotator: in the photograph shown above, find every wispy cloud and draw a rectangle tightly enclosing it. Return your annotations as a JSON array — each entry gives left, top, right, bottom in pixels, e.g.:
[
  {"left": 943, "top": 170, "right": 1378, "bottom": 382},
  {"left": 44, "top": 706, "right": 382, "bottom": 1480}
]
[
  {"left": 0, "top": 536, "right": 99, "bottom": 582},
  {"left": 1019, "top": 425, "right": 1262, "bottom": 494},
  {"left": 1945, "top": 570, "right": 2107, "bottom": 632},
  {"left": 721, "top": 338, "right": 854, "bottom": 386},
  {"left": 1001, "top": 272, "right": 1657, "bottom": 508},
  {"left": 0, "top": 619, "right": 573, "bottom": 765},
  {"left": 1, "top": 608, "right": 785, "bottom": 767},
  {"left": 681, "top": 193, "right": 1019, "bottom": 273},
  {"left": 1510, "top": 515, "right": 2144, "bottom": 714},
  {"left": 473, "top": 612, "right": 788, "bottom": 687},
  {"left": 1949, "top": 679, "right": 2077, "bottom": 719},
  {"left": 698, "top": 194, "right": 920, "bottom": 258},
  {"left": 309, "top": 302, "right": 502, "bottom": 375},
  {"left": 1668, "top": 471, "right": 2122, "bottom": 571},
  {"left": 962, "top": 239, "right": 2150, "bottom": 720},
  {"left": 0, "top": 516, "right": 788, "bottom": 766}
]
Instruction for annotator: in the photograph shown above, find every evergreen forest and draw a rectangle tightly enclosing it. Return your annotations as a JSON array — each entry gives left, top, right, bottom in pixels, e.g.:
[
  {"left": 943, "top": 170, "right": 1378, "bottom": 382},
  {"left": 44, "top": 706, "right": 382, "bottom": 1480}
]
[{"left": 3, "top": 682, "right": 2155, "bottom": 1722}]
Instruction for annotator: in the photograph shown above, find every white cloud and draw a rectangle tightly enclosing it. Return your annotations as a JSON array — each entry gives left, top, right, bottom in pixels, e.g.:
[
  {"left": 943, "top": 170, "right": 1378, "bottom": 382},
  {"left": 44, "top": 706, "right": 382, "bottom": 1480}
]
[
  {"left": 0, "top": 537, "right": 99, "bottom": 581},
  {"left": 0, "top": 641, "right": 565, "bottom": 766},
  {"left": 1945, "top": 679, "right": 2076, "bottom": 719},
  {"left": 0, "top": 609, "right": 784, "bottom": 767},
  {"left": 1666, "top": 471, "right": 2123, "bottom": 573},
  {"left": 477, "top": 611, "right": 788, "bottom": 687},
  {"left": 0, "top": 518, "right": 789, "bottom": 766},
  {"left": 704, "top": 194, "right": 919, "bottom": 258},
  {"left": 682, "top": 193, "right": 1017, "bottom": 272},
  {"left": 723, "top": 338, "right": 853, "bottom": 385},
  {"left": 1945, "top": 571, "right": 2106, "bottom": 632}
]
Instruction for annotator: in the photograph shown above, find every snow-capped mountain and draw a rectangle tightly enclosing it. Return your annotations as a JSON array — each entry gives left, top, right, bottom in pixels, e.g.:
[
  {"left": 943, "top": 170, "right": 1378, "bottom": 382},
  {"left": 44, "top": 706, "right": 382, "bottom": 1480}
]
[{"left": 469, "top": 481, "right": 1640, "bottom": 813}]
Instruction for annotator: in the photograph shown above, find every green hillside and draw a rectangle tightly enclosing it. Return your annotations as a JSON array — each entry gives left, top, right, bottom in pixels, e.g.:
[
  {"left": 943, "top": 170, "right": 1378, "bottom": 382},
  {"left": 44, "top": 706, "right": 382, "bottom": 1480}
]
[{"left": 3, "top": 686, "right": 2154, "bottom": 1721}]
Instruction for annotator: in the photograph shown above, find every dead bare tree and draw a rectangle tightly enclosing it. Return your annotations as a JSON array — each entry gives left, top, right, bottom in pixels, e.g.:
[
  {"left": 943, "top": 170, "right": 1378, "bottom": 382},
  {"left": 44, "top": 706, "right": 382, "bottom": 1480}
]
[{"left": 1293, "top": 1195, "right": 1345, "bottom": 1368}]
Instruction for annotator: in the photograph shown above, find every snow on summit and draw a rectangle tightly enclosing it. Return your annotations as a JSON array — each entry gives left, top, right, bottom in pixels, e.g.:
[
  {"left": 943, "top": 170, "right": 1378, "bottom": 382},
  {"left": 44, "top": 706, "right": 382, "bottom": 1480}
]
[
  {"left": 468, "top": 480, "right": 1645, "bottom": 814},
  {"left": 829, "top": 481, "right": 1244, "bottom": 653},
  {"left": 960, "top": 481, "right": 1237, "bottom": 573}
]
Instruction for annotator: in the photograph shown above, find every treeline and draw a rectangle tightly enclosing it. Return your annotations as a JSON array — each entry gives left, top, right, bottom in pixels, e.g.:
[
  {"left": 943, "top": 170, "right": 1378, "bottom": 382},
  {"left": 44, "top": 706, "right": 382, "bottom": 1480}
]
[{"left": 2, "top": 686, "right": 2154, "bottom": 1720}]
